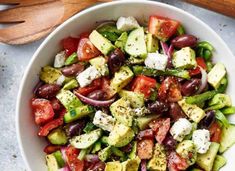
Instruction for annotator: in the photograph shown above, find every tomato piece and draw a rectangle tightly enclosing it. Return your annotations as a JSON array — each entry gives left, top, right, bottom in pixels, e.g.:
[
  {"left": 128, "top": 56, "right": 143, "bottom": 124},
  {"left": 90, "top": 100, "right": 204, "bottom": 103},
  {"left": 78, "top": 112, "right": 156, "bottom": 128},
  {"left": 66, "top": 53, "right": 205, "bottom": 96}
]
[
  {"left": 158, "top": 77, "right": 182, "bottom": 102},
  {"left": 168, "top": 152, "right": 189, "bottom": 171},
  {"left": 137, "top": 139, "right": 154, "bottom": 159},
  {"left": 80, "top": 32, "right": 90, "bottom": 39},
  {"left": 50, "top": 98, "right": 62, "bottom": 111},
  {"left": 66, "top": 146, "right": 85, "bottom": 171},
  {"left": 101, "top": 77, "right": 116, "bottom": 99},
  {"left": 32, "top": 98, "right": 55, "bottom": 125},
  {"left": 76, "top": 78, "right": 102, "bottom": 96},
  {"left": 189, "top": 57, "right": 207, "bottom": 76},
  {"left": 62, "top": 37, "right": 80, "bottom": 56},
  {"left": 38, "top": 109, "right": 66, "bottom": 136},
  {"left": 131, "top": 75, "right": 157, "bottom": 98},
  {"left": 44, "top": 145, "right": 61, "bottom": 154},
  {"left": 137, "top": 129, "right": 154, "bottom": 140},
  {"left": 149, "top": 118, "right": 171, "bottom": 144},
  {"left": 148, "top": 16, "right": 180, "bottom": 41},
  {"left": 209, "top": 122, "right": 222, "bottom": 143},
  {"left": 77, "top": 38, "right": 101, "bottom": 61}
]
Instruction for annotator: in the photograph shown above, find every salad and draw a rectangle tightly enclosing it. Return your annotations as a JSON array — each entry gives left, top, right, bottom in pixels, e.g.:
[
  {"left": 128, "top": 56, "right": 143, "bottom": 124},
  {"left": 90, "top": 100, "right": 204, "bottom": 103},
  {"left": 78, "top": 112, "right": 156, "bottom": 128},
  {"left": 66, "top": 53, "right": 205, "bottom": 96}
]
[{"left": 31, "top": 15, "right": 235, "bottom": 171}]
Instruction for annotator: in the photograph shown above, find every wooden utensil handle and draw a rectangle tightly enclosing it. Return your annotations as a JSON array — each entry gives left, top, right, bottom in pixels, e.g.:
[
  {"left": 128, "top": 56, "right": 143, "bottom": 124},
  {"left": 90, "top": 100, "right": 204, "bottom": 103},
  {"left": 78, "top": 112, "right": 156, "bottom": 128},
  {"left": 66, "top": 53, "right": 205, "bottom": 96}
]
[{"left": 184, "top": 0, "right": 235, "bottom": 18}]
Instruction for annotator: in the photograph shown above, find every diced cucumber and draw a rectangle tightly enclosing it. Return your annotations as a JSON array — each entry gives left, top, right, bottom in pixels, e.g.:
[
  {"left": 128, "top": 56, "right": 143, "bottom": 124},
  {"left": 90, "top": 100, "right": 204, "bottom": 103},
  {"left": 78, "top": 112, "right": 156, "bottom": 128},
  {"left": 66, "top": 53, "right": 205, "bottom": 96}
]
[
  {"left": 83, "top": 122, "right": 96, "bottom": 133},
  {"left": 91, "top": 141, "right": 102, "bottom": 154},
  {"left": 212, "top": 155, "right": 226, "bottom": 171},
  {"left": 65, "top": 52, "right": 78, "bottom": 66},
  {"left": 219, "top": 124, "right": 235, "bottom": 153},
  {"left": 46, "top": 154, "right": 60, "bottom": 171},
  {"left": 115, "top": 32, "right": 128, "bottom": 52},
  {"left": 62, "top": 79, "right": 79, "bottom": 90},
  {"left": 47, "top": 128, "right": 67, "bottom": 145},
  {"left": 98, "top": 146, "right": 112, "bottom": 162},
  {"left": 70, "top": 128, "right": 103, "bottom": 149},
  {"left": 221, "top": 106, "right": 235, "bottom": 115},
  {"left": 111, "top": 147, "right": 125, "bottom": 157},
  {"left": 40, "top": 66, "right": 62, "bottom": 84},
  {"left": 53, "top": 151, "right": 65, "bottom": 168}
]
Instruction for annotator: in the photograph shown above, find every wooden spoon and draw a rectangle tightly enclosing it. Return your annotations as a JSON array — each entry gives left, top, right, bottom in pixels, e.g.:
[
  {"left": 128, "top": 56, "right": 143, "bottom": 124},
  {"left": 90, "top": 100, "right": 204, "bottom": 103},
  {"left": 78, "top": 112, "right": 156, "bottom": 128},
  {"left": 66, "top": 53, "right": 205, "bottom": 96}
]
[
  {"left": 0, "top": 0, "right": 111, "bottom": 45},
  {"left": 184, "top": 0, "right": 235, "bottom": 19}
]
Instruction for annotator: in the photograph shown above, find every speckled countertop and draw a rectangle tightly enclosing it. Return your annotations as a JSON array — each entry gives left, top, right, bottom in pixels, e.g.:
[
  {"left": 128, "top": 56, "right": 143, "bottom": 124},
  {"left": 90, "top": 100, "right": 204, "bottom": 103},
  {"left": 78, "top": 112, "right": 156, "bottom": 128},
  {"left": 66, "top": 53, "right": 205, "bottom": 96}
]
[{"left": 0, "top": 0, "right": 234, "bottom": 170}]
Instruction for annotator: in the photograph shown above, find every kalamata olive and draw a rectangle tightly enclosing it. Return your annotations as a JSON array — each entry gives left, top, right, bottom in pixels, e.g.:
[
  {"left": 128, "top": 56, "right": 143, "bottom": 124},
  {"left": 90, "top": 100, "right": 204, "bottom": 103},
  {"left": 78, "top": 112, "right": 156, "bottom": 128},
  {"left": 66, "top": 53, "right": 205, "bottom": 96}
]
[
  {"left": 169, "top": 103, "right": 186, "bottom": 121},
  {"left": 181, "top": 78, "right": 201, "bottom": 96},
  {"left": 108, "top": 48, "right": 125, "bottom": 74},
  {"left": 163, "top": 135, "right": 177, "bottom": 150},
  {"left": 87, "top": 90, "right": 107, "bottom": 100},
  {"left": 61, "top": 63, "right": 84, "bottom": 77},
  {"left": 66, "top": 120, "right": 86, "bottom": 137},
  {"left": 36, "top": 84, "right": 60, "bottom": 99},
  {"left": 171, "top": 34, "right": 197, "bottom": 48},
  {"left": 147, "top": 101, "right": 169, "bottom": 114},
  {"left": 199, "top": 110, "right": 215, "bottom": 129},
  {"left": 121, "top": 143, "right": 133, "bottom": 153}
]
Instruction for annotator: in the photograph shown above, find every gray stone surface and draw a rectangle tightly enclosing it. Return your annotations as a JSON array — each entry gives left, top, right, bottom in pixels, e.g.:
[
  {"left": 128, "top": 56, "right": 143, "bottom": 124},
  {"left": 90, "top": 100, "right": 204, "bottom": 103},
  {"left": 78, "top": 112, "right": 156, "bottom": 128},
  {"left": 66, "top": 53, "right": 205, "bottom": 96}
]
[{"left": 0, "top": 0, "right": 234, "bottom": 170}]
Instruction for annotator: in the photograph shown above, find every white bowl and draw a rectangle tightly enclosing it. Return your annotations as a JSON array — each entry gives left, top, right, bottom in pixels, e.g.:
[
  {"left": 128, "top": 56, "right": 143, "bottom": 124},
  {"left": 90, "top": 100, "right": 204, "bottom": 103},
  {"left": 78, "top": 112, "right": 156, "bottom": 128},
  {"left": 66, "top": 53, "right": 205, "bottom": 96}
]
[{"left": 16, "top": 1, "right": 235, "bottom": 170}]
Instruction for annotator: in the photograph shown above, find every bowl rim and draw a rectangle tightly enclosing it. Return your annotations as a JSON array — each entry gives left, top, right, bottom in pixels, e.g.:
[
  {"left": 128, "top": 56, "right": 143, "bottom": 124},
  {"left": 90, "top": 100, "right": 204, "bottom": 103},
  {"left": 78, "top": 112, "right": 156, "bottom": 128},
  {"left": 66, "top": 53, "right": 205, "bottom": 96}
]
[{"left": 16, "top": 0, "right": 234, "bottom": 170}]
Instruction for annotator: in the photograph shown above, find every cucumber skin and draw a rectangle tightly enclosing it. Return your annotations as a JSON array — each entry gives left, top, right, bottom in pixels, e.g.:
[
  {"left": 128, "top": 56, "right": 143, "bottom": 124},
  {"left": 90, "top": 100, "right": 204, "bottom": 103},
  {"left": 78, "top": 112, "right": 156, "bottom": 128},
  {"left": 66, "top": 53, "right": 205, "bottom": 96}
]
[{"left": 219, "top": 124, "right": 235, "bottom": 153}]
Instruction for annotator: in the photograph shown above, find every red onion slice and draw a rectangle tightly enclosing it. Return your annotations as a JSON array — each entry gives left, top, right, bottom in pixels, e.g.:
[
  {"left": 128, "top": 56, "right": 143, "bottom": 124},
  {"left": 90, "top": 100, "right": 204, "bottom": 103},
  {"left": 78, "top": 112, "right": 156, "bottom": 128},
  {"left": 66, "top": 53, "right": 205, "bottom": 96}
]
[
  {"left": 167, "top": 44, "right": 174, "bottom": 68},
  {"left": 141, "top": 160, "right": 147, "bottom": 171},
  {"left": 74, "top": 91, "right": 115, "bottom": 107},
  {"left": 61, "top": 147, "right": 68, "bottom": 164},
  {"left": 160, "top": 41, "right": 169, "bottom": 55},
  {"left": 59, "top": 165, "right": 71, "bottom": 171},
  {"left": 85, "top": 154, "right": 100, "bottom": 163},
  {"left": 33, "top": 81, "right": 43, "bottom": 95},
  {"left": 196, "top": 66, "right": 208, "bottom": 94}
]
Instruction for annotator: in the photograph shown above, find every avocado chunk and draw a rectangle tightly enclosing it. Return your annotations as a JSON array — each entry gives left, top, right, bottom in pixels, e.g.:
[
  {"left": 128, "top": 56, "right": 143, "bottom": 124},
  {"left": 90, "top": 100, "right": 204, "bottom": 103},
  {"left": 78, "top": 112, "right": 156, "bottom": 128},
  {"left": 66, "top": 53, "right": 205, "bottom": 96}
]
[
  {"left": 98, "top": 146, "right": 112, "bottom": 162},
  {"left": 53, "top": 151, "right": 65, "bottom": 168},
  {"left": 46, "top": 154, "right": 60, "bottom": 171},
  {"left": 207, "top": 93, "right": 232, "bottom": 110},
  {"left": 125, "top": 27, "right": 147, "bottom": 58},
  {"left": 47, "top": 128, "right": 67, "bottom": 145},
  {"left": 178, "top": 99, "right": 205, "bottom": 123},
  {"left": 119, "top": 90, "right": 144, "bottom": 108},
  {"left": 208, "top": 63, "right": 227, "bottom": 89},
  {"left": 172, "top": 47, "right": 197, "bottom": 69},
  {"left": 176, "top": 140, "right": 197, "bottom": 165},
  {"left": 122, "top": 157, "right": 141, "bottom": 171},
  {"left": 146, "top": 33, "right": 159, "bottom": 53},
  {"left": 115, "top": 32, "right": 128, "bottom": 52},
  {"left": 89, "top": 30, "right": 115, "bottom": 55},
  {"left": 56, "top": 90, "right": 82, "bottom": 110},
  {"left": 219, "top": 124, "right": 235, "bottom": 153},
  {"left": 212, "top": 155, "right": 226, "bottom": 171},
  {"left": 89, "top": 56, "right": 109, "bottom": 76},
  {"left": 196, "top": 142, "right": 220, "bottom": 171},
  {"left": 64, "top": 105, "right": 94, "bottom": 123},
  {"left": 40, "top": 66, "right": 62, "bottom": 84},
  {"left": 135, "top": 114, "right": 160, "bottom": 130},
  {"left": 127, "top": 56, "right": 145, "bottom": 65},
  {"left": 110, "top": 98, "right": 133, "bottom": 126},
  {"left": 108, "top": 123, "right": 134, "bottom": 147},
  {"left": 70, "top": 128, "right": 102, "bottom": 149},
  {"left": 63, "top": 79, "right": 79, "bottom": 90},
  {"left": 110, "top": 66, "right": 134, "bottom": 93},
  {"left": 147, "top": 143, "right": 167, "bottom": 171},
  {"left": 105, "top": 161, "right": 122, "bottom": 171}
]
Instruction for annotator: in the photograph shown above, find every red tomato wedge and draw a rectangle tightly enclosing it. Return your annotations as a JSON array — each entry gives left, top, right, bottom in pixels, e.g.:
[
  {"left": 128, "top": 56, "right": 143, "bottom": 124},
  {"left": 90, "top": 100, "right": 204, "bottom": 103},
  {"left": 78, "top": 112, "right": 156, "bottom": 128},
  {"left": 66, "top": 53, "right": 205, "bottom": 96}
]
[
  {"left": 149, "top": 16, "right": 180, "bottom": 41},
  {"left": 76, "top": 78, "right": 102, "bottom": 96},
  {"left": 101, "top": 77, "right": 116, "bottom": 99},
  {"left": 131, "top": 75, "right": 157, "bottom": 98},
  {"left": 62, "top": 37, "right": 80, "bottom": 56},
  {"left": 32, "top": 98, "right": 55, "bottom": 125},
  {"left": 38, "top": 109, "right": 66, "bottom": 136},
  {"left": 168, "top": 152, "right": 189, "bottom": 171},
  {"left": 209, "top": 122, "right": 222, "bottom": 143},
  {"left": 149, "top": 118, "right": 171, "bottom": 144},
  {"left": 158, "top": 77, "right": 182, "bottom": 102},
  {"left": 189, "top": 57, "right": 207, "bottom": 76},
  {"left": 137, "top": 139, "right": 154, "bottom": 160},
  {"left": 44, "top": 145, "right": 61, "bottom": 154},
  {"left": 50, "top": 98, "right": 62, "bottom": 111},
  {"left": 77, "top": 38, "right": 101, "bottom": 61},
  {"left": 66, "top": 146, "right": 85, "bottom": 171}
]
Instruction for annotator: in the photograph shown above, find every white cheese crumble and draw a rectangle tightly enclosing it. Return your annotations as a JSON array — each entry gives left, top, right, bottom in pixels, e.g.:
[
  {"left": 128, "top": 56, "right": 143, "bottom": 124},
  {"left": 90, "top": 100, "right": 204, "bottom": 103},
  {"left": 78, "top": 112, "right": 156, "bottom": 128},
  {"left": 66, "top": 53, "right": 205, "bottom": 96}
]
[
  {"left": 54, "top": 51, "right": 66, "bottom": 68},
  {"left": 116, "top": 16, "right": 140, "bottom": 31},
  {"left": 76, "top": 66, "right": 101, "bottom": 87},
  {"left": 144, "top": 52, "right": 168, "bottom": 71},
  {"left": 170, "top": 118, "right": 192, "bottom": 142},
  {"left": 56, "top": 75, "right": 66, "bottom": 86},
  {"left": 93, "top": 110, "right": 116, "bottom": 132},
  {"left": 192, "top": 129, "right": 211, "bottom": 154}
]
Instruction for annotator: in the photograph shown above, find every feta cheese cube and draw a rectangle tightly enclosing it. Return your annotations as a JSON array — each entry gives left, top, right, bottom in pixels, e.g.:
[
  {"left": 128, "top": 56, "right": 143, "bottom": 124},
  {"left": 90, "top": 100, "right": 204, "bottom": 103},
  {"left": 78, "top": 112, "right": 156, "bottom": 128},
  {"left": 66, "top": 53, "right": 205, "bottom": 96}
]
[
  {"left": 192, "top": 129, "right": 211, "bottom": 154},
  {"left": 76, "top": 66, "right": 101, "bottom": 87},
  {"left": 144, "top": 52, "right": 168, "bottom": 71},
  {"left": 208, "top": 63, "right": 226, "bottom": 89},
  {"left": 93, "top": 110, "right": 116, "bottom": 132},
  {"left": 116, "top": 16, "right": 140, "bottom": 31},
  {"left": 56, "top": 75, "right": 66, "bottom": 86},
  {"left": 170, "top": 118, "right": 192, "bottom": 142},
  {"left": 54, "top": 51, "right": 66, "bottom": 68}
]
